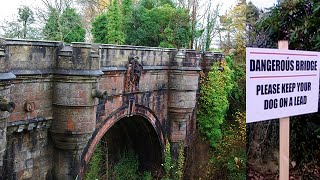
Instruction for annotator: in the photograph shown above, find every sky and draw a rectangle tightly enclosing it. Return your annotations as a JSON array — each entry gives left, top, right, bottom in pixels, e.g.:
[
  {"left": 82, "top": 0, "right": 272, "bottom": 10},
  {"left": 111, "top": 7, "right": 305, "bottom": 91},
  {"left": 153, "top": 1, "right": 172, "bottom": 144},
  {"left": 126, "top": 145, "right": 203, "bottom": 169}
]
[{"left": 247, "top": 0, "right": 278, "bottom": 9}]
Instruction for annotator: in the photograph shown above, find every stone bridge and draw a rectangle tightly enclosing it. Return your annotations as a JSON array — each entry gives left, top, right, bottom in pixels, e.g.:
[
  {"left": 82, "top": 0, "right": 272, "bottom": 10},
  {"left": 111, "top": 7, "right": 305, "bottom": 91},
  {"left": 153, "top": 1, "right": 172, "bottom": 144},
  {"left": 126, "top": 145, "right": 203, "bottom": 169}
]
[{"left": 0, "top": 39, "right": 222, "bottom": 179}]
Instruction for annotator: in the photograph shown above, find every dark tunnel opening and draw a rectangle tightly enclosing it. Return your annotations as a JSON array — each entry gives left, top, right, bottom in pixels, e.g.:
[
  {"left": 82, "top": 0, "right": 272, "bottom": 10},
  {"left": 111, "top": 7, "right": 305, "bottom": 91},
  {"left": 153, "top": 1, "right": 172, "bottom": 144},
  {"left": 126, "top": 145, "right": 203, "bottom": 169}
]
[{"left": 87, "top": 115, "right": 163, "bottom": 177}]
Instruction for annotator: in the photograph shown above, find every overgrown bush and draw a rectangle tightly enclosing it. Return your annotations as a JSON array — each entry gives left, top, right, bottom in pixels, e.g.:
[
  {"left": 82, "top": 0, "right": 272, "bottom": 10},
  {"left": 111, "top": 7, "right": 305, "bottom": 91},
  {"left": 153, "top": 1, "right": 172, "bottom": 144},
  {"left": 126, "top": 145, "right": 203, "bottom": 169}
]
[
  {"left": 111, "top": 151, "right": 140, "bottom": 180},
  {"left": 198, "top": 54, "right": 234, "bottom": 147},
  {"left": 211, "top": 112, "right": 246, "bottom": 179},
  {"left": 85, "top": 144, "right": 153, "bottom": 180},
  {"left": 228, "top": 63, "right": 246, "bottom": 116},
  {"left": 197, "top": 53, "right": 246, "bottom": 179}
]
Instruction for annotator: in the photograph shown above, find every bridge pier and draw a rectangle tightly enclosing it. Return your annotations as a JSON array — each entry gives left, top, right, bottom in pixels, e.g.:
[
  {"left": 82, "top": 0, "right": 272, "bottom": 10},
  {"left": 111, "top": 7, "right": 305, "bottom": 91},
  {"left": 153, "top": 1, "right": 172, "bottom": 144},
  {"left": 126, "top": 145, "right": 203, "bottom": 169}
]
[
  {"left": 50, "top": 43, "right": 103, "bottom": 179},
  {"left": 168, "top": 49, "right": 200, "bottom": 155}
]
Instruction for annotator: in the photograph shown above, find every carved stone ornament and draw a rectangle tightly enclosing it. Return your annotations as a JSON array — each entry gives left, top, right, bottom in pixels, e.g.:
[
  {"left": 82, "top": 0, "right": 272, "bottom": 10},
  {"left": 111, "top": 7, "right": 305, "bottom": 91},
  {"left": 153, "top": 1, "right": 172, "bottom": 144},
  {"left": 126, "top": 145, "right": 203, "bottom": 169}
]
[
  {"left": 0, "top": 97, "right": 15, "bottom": 113},
  {"left": 24, "top": 101, "right": 35, "bottom": 112},
  {"left": 126, "top": 55, "right": 143, "bottom": 92}
]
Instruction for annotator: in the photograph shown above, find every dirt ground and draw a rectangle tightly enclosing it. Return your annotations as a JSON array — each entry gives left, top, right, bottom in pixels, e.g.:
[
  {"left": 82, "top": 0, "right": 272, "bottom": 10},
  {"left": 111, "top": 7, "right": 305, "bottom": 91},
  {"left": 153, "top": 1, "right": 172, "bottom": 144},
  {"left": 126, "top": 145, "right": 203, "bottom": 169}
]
[{"left": 247, "top": 163, "right": 320, "bottom": 180}]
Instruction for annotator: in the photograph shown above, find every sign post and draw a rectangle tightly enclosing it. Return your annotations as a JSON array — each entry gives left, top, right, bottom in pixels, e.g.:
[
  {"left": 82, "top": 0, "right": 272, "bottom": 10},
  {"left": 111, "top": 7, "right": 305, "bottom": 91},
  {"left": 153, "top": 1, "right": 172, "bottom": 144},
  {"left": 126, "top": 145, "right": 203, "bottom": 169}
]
[
  {"left": 278, "top": 40, "right": 289, "bottom": 180},
  {"left": 246, "top": 44, "right": 320, "bottom": 179}
]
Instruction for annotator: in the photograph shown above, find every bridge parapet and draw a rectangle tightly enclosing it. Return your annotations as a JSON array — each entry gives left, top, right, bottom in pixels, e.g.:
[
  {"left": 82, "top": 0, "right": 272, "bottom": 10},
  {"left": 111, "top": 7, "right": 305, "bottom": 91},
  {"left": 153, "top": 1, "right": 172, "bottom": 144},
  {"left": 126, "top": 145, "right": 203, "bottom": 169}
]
[
  {"left": 100, "top": 44, "right": 175, "bottom": 68},
  {"left": 200, "top": 51, "right": 224, "bottom": 73}
]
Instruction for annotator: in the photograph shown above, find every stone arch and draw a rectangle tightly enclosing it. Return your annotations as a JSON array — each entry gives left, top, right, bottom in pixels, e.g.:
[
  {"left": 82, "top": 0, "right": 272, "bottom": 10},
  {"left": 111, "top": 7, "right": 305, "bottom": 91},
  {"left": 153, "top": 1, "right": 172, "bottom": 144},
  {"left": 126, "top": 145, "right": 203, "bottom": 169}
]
[{"left": 80, "top": 104, "right": 165, "bottom": 178}]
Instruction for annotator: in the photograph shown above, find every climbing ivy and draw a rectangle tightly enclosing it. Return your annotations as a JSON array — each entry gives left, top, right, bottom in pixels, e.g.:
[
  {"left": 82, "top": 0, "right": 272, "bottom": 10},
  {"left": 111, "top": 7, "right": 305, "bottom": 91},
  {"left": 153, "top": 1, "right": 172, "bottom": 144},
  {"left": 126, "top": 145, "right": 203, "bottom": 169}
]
[
  {"left": 176, "top": 142, "right": 185, "bottom": 180},
  {"left": 197, "top": 54, "right": 234, "bottom": 147},
  {"left": 163, "top": 140, "right": 172, "bottom": 178},
  {"left": 163, "top": 140, "right": 185, "bottom": 180}
]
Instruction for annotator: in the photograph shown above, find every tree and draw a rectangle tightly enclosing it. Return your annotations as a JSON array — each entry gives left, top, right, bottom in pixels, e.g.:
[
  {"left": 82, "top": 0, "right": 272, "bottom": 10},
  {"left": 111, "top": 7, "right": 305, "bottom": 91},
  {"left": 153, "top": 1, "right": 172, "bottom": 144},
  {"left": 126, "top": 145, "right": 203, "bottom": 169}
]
[
  {"left": 127, "top": 3, "right": 191, "bottom": 48},
  {"left": 90, "top": 0, "right": 191, "bottom": 47},
  {"left": 43, "top": 8, "right": 61, "bottom": 41},
  {"left": 43, "top": 7, "right": 85, "bottom": 43},
  {"left": 60, "top": 8, "right": 86, "bottom": 43},
  {"left": 18, "top": 6, "right": 35, "bottom": 38},
  {"left": 121, "top": 0, "right": 134, "bottom": 41},
  {"left": 219, "top": 0, "right": 246, "bottom": 61},
  {"left": 256, "top": 0, "right": 320, "bottom": 51},
  {"left": 246, "top": 1, "right": 260, "bottom": 47},
  {"left": 77, "top": 0, "right": 113, "bottom": 42},
  {"left": 106, "top": 0, "right": 125, "bottom": 44},
  {"left": 92, "top": 12, "right": 108, "bottom": 43},
  {"left": 204, "top": 3, "right": 220, "bottom": 51},
  {"left": 0, "top": 5, "right": 39, "bottom": 39}
]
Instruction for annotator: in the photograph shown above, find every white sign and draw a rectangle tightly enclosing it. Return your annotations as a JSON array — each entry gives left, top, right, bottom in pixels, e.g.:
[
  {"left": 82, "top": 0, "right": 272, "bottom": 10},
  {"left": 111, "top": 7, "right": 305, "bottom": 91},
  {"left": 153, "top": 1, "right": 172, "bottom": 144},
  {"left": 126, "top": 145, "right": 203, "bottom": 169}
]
[{"left": 246, "top": 48, "right": 320, "bottom": 123}]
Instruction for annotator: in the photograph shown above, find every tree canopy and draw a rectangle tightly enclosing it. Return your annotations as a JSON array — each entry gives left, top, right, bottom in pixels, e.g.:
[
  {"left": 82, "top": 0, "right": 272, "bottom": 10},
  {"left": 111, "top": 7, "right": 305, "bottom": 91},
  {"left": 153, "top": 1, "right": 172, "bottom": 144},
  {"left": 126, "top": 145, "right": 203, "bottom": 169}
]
[
  {"left": 43, "top": 7, "right": 85, "bottom": 43},
  {"left": 91, "top": 0, "right": 191, "bottom": 47},
  {"left": 1, "top": 5, "right": 38, "bottom": 39},
  {"left": 256, "top": 0, "right": 320, "bottom": 50}
]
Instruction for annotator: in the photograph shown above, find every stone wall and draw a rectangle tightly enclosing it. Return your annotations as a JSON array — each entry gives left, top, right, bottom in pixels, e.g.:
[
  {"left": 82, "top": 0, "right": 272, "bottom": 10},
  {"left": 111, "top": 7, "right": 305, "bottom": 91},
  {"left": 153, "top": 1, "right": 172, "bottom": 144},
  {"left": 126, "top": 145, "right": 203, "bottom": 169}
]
[{"left": 1, "top": 127, "right": 52, "bottom": 180}]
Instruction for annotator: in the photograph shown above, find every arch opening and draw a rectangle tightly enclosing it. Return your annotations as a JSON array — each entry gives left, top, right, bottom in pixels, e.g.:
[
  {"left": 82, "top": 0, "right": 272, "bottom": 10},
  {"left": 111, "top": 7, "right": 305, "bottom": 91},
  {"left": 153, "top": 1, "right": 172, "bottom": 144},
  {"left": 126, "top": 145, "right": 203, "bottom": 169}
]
[{"left": 84, "top": 115, "right": 163, "bottom": 178}]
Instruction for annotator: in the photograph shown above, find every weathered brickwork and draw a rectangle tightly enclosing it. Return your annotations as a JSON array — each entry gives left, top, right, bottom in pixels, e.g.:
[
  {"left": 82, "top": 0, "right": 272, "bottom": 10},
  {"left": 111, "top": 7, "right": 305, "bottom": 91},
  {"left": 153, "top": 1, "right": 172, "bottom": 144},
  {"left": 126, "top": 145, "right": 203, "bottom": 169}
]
[
  {"left": 1, "top": 128, "right": 52, "bottom": 180},
  {"left": 9, "top": 78, "right": 53, "bottom": 122},
  {"left": 0, "top": 39, "right": 222, "bottom": 180}
]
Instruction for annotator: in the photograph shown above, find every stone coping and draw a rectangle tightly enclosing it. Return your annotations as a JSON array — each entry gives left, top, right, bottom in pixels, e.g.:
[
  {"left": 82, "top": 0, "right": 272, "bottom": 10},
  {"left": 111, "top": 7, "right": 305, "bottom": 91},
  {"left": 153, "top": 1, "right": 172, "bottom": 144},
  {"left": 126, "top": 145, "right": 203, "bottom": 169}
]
[
  {"left": 11, "top": 69, "right": 104, "bottom": 76},
  {"left": 3, "top": 38, "right": 61, "bottom": 47},
  {"left": 0, "top": 72, "right": 16, "bottom": 80}
]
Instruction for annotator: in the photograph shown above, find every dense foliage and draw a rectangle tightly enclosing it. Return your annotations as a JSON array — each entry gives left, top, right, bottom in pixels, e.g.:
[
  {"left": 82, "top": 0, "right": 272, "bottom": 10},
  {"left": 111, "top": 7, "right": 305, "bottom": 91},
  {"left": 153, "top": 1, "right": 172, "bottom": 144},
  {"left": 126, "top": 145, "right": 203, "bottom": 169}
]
[
  {"left": 256, "top": 0, "right": 320, "bottom": 50},
  {"left": 198, "top": 55, "right": 234, "bottom": 147},
  {"left": 43, "top": 7, "right": 85, "bottom": 43},
  {"left": 197, "top": 52, "right": 246, "bottom": 178},
  {"left": 91, "top": 0, "right": 191, "bottom": 48},
  {"left": 84, "top": 144, "right": 152, "bottom": 180},
  {"left": 91, "top": 12, "right": 109, "bottom": 43},
  {"left": 84, "top": 144, "right": 104, "bottom": 179},
  {"left": 211, "top": 112, "right": 246, "bottom": 179},
  {"left": 106, "top": 0, "right": 126, "bottom": 44}
]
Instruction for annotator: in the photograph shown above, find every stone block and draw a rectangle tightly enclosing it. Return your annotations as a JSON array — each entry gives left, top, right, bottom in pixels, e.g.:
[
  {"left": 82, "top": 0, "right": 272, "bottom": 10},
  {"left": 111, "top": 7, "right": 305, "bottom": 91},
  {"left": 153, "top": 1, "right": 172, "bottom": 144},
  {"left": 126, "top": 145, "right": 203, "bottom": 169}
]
[{"left": 25, "top": 158, "right": 33, "bottom": 169}]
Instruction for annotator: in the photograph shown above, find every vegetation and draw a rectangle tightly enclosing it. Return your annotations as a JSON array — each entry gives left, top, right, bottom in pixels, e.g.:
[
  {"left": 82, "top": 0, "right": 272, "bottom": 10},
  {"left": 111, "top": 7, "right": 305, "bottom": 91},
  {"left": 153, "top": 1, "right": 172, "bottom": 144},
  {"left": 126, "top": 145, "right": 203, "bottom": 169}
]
[
  {"left": 211, "top": 111, "right": 246, "bottom": 179},
  {"left": 85, "top": 144, "right": 104, "bottom": 179},
  {"left": 163, "top": 140, "right": 185, "bottom": 180},
  {"left": 198, "top": 55, "right": 234, "bottom": 147},
  {"left": 91, "top": 12, "right": 109, "bottom": 43},
  {"left": 219, "top": 0, "right": 246, "bottom": 61},
  {"left": 256, "top": 0, "right": 320, "bottom": 51},
  {"left": 43, "top": 7, "right": 85, "bottom": 43},
  {"left": 91, "top": 0, "right": 191, "bottom": 47},
  {"left": 197, "top": 51, "right": 246, "bottom": 178},
  {"left": 106, "top": 0, "right": 126, "bottom": 44},
  {"left": 84, "top": 143, "right": 153, "bottom": 180},
  {"left": 1, "top": 5, "right": 39, "bottom": 39}
]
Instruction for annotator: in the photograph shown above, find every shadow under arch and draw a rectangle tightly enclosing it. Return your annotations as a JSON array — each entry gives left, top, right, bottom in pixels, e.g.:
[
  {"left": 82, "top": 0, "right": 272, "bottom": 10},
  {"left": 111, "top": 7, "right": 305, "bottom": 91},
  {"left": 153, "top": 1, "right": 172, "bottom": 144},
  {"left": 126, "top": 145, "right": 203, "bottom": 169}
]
[{"left": 80, "top": 104, "right": 165, "bottom": 178}]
